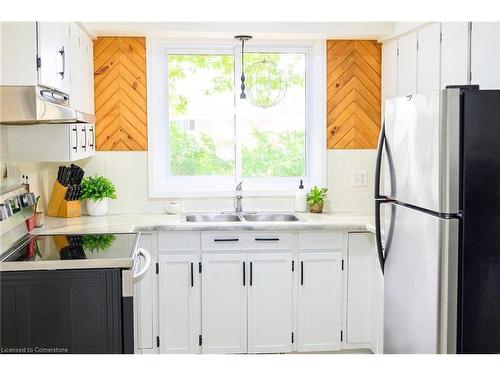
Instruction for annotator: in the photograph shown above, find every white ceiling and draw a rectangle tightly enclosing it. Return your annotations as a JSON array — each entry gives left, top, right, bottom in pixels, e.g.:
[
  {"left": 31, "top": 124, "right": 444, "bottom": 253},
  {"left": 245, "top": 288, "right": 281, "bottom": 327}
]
[{"left": 83, "top": 22, "right": 396, "bottom": 40}]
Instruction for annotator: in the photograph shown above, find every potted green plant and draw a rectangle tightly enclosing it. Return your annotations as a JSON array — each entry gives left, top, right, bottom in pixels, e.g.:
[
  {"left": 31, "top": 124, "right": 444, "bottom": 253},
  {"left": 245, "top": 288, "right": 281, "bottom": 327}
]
[
  {"left": 307, "top": 186, "right": 328, "bottom": 213},
  {"left": 80, "top": 175, "right": 117, "bottom": 216}
]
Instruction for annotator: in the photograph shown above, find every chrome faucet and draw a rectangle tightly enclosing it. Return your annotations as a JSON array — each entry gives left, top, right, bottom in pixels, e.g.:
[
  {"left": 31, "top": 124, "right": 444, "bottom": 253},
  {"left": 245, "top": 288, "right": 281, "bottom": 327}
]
[{"left": 235, "top": 182, "right": 243, "bottom": 213}]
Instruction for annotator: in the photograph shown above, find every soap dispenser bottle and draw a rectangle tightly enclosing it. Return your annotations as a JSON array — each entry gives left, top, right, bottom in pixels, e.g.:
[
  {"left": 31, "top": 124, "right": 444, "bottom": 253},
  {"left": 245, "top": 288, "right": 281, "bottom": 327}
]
[{"left": 295, "top": 180, "right": 308, "bottom": 212}]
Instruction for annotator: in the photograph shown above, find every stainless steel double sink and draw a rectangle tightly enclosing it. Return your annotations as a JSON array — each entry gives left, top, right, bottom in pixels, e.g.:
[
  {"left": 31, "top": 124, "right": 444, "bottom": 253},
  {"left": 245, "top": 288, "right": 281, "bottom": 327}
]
[{"left": 182, "top": 212, "right": 303, "bottom": 223}]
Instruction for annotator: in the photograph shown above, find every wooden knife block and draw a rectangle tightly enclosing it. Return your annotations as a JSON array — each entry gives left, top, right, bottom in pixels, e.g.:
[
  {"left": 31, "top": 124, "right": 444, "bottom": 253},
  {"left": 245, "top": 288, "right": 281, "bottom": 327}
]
[{"left": 47, "top": 181, "right": 81, "bottom": 218}]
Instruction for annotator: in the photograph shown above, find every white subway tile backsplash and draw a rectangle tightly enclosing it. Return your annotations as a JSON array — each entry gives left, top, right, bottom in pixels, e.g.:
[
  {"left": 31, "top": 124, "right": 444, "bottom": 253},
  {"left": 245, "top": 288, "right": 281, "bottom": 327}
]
[
  {"left": 126, "top": 152, "right": 147, "bottom": 173},
  {"left": 81, "top": 154, "right": 105, "bottom": 175},
  {"left": 127, "top": 173, "right": 148, "bottom": 197},
  {"left": 104, "top": 172, "right": 128, "bottom": 197},
  {"left": 4, "top": 149, "right": 377, "bottom": 215},
  {"left": 181, "top": 198, "right": 218, "bottom": 213},
  {"left": 325, "top": 149, "right": 376, "bottom": 213},
  {"left": 104, "top": 152, "right": 128, "bottom": 173}
]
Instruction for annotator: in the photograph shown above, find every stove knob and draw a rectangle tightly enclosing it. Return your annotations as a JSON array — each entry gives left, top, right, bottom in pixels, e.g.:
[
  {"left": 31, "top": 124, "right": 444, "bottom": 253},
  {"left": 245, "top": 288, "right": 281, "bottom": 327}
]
[
  {"left": 0, "top": 204, "right": 7, "bottom": 221},
  {"left": 20, "top": 193, "right": 29, "bottom": 208},
  {"left": 3, "top": 202, "right": 13, "bottom": 217}
]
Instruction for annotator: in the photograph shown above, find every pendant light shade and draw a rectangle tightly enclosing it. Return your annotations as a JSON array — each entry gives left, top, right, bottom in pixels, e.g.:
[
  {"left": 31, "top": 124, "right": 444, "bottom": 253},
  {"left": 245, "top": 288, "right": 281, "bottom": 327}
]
[{"left": 235, "top": 35, "right": 252, "bottom": 99}]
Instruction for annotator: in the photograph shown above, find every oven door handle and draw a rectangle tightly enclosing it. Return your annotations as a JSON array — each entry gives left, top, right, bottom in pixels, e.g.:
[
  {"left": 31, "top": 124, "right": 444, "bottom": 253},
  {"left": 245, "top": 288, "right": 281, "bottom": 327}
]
[{"left": 133, "top": 248, "right": 151, "bottom": 281}]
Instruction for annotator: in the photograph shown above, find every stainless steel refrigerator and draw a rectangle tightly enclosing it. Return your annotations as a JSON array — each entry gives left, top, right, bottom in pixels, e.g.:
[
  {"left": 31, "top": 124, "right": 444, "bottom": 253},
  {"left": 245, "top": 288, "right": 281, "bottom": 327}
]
[{"left": 375, "top": 86, "right": 500, "bottom": 354}]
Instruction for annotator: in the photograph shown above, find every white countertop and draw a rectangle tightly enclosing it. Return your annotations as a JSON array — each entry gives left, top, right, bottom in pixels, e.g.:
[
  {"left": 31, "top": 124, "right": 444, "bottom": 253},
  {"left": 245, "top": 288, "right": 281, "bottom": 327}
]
[{"left": 32, "top": 212, "right": 375, "bottom": 235}]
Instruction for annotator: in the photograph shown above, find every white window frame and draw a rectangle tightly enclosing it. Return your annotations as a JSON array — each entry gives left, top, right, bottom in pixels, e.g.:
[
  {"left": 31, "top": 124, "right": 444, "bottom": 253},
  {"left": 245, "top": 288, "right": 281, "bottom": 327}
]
[{"left": 147, "top": 38, "right": 326, "bottom": 198}]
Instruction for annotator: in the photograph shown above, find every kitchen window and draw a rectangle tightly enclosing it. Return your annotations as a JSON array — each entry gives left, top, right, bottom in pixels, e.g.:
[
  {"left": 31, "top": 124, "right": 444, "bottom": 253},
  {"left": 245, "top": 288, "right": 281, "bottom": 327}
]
[{"left": 148, "top": 40, "right": 325, "bottom": 197}]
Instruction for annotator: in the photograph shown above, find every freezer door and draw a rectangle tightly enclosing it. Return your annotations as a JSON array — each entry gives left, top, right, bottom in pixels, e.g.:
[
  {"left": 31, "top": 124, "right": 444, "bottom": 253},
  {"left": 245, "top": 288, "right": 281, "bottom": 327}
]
[
  {"left": 383, "top": 90, "right": 460, "bottom": 214},
  {"left": 383, "top": 203, "right": 459, "bottom": 354}
]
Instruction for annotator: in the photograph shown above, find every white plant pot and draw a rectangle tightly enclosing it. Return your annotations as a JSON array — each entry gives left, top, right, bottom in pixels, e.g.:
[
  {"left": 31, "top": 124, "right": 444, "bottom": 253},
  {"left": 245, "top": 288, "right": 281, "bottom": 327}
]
[{"left": 86, "top": 199, "right": 109, "bottom": 216}]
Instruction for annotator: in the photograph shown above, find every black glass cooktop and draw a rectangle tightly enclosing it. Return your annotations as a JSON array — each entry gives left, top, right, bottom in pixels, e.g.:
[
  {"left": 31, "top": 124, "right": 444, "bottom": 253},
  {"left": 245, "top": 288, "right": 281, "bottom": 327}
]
[{"left": 1, "top": 233, "right": 139, "bottom": 263}]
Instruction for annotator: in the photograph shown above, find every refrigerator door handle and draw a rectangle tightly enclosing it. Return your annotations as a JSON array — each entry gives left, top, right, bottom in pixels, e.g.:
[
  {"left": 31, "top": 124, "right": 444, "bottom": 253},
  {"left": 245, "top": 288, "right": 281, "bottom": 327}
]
[
  {"left": 375, "top": 122, "right": 387, "bottom": 200},
  {"left": 374, "top": 122, "right": 395, "bottom": 273},
  {"left": 375, "top": 200, "right": 388, "bottom": 273}
]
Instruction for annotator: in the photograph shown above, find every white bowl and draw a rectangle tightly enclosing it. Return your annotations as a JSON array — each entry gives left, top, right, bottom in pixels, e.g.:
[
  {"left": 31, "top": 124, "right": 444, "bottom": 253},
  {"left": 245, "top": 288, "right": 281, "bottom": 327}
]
[{"left": 164, "top": 202, "right": 183, "bottom": 214}]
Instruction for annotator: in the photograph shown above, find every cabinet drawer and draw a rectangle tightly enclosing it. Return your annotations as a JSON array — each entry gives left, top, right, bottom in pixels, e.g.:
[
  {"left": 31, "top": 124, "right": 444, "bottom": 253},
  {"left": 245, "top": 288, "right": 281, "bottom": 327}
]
[
  {"left": 202, "top": 232, "right": 294, "bottom": 251},
  {"left": 298, "top": 231, "right": 344, "bottom": 250},
  {"left": 158, "top": 232, "right": 200, "bottom": 252}
]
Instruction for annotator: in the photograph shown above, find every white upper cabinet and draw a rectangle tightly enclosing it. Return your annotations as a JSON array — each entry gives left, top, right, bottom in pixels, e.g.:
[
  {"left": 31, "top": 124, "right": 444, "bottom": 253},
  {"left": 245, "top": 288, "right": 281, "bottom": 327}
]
[
  {"left": 247, "top": 253, "right": 293, "bottom": 353},
  {"left": 471, "top": 22, "right": 500, "bottom": 89},
  {"left": 417, "top": 23, "right": 441, "bottom": 93},
  {"left": 397, "top": 32, "right": 418, "bottom": 97},
  {"left": 382, "top": 39, "right": 398, "bottom": 102},
  {"left": 0, "top": 22, "right": 38, "bottom": 85},
  {"left": 37, "top": 22, "right": 70, "bottom": 92},
  {"left": 0, "top": 21, "right": 94, "bottom": 115},
  {"left": 441, "top": 22, "right": 470, "bottom": 88},
  {"left": 69, "top": 23, "right": 94, "bottom": 114}
]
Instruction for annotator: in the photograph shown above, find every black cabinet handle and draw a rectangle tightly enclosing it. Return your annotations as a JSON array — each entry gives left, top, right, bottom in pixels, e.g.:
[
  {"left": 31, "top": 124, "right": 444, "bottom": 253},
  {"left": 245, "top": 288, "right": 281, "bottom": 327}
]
[
  {"left": 243, "top": 262, "right": 246, "bottom": 286},
  {"left": 250, "top": 262, "right": 253, "bottom": 286},
  {"left": 190, "top": 262, "right": 194, "bottom": 287},
  {"left": 214, "top": 238, "right": 239, "bottom": 242},
  {"left": 72, "top": 127, "right": 78, "bottom": 150},
  {"left": 300, "top": 261, "right": 304, "bottom": 285},
  {"left": 255, "top": 238, "right": 280, "bottom": 242}
]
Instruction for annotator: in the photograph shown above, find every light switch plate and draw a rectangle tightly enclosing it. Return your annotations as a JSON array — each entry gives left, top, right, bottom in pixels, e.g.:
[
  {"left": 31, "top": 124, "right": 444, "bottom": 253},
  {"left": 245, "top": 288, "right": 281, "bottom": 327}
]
[{"left": 351, "top": 170, "right": 368, "bottom": 187}]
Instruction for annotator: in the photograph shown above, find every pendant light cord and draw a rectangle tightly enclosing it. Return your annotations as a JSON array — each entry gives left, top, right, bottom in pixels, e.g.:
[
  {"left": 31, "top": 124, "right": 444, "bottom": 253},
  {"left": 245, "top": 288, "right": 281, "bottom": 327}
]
[{"left": 240, "top": 39, "right": 246, "bottom": 99}]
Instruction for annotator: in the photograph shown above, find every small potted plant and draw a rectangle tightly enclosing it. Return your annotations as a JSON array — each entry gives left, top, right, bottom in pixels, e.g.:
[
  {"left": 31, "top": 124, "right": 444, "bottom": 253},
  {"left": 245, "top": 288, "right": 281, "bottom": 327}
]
[
  {"left": 80, "top": 175, "right": 117, "bottom": 216},
  {"left": 307, "top": 186, "right": 328, "bottom": 213}
]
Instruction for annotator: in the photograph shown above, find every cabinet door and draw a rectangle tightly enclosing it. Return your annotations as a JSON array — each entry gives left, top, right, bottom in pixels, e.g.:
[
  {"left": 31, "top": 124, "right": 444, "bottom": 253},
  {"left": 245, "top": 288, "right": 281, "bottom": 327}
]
[
  {"left": 69, "top": 23, "right": 94, "bottom": 114},
  {"left": 69, "top": 23, "right": 85, "bottom": 112},
  {"left": 382, "top": 39, "right": 398, "bottom": 103},
  {"left": 346, "top": 233, "right": 372, "bottom": 345},
  {"left": 247, "top": 252, "right": 293, "bottom": 353},
  {"left": 0, "top": 268, "right": 123, "bottom": 353},
  {"left": 0, "top": 22, "right": 38, "bottom": 85},
  {"left": 441, "top": 22, "right": 470, "bottom": 88},
  {"left": 134, "top": 234, "right": 158, "bottom": 353},
  {"left": 417, "top": 23, "right": 441, "bottom": 93},
  {"left": 37, "top": 22, "right": 70, "bottom": 92},
  {"left": 202, "top": 253, "right": 247, "bottom": 353},
  {"left": 84, "top": 32, "right": 95, "bottom": 114},
  {"left": 159, "top": 253, "right": 201, "bottom": 353},
  {"left": 471, "top": 22, "right": 500, "bottom": 89},
  {"left": 297, "top": 251, "right": 343, "bottom": 352},
  {"left": 397, "top": 32, "right": 418, "bottom": 97}
]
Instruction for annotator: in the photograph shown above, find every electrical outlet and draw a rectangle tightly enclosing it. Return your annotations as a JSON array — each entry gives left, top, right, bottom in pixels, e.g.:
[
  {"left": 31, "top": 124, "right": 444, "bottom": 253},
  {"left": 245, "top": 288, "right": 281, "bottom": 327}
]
[{"left": 351, "top": 170, "right": 368, "bottom": 187}]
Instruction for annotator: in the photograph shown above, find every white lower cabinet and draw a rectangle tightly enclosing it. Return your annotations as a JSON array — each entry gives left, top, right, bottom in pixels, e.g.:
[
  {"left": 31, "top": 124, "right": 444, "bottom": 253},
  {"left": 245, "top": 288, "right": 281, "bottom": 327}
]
[
  {"left": 159, "top": 253, "right": 201, "bottom": 354},
  {"left": 152, "top": 230, "right": 379, "bottom": 354},
  {"left": 297, "top": 251, "right": 343, "bottom": 352},
  {"left": 134, "top": 233, "right": 158, "bottom": 354},
  {"left": 346, "top": 234, "right": 372, "bottom": 345},
  {"left": 202, "top": 253, "right": 248, "bottom": 353},
  {"left": 248, "top": 252, "right": 293, "bottom": 353}
]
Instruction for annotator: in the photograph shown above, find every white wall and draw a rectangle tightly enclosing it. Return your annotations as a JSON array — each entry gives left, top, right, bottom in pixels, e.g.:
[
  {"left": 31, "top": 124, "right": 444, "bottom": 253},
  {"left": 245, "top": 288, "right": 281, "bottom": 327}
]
[
  {"left": 324, "top": 150, "right": 376, "bottom": 214},
  {"left": 1, "top": 149, "right": 376, "bottom": 215}
]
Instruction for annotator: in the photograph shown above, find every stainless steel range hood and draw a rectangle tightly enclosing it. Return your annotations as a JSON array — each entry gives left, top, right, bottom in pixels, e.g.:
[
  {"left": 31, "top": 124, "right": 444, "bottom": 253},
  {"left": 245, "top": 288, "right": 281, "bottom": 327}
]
[{"left": 0, "top": 86, "right": 95, "bottom": 125}]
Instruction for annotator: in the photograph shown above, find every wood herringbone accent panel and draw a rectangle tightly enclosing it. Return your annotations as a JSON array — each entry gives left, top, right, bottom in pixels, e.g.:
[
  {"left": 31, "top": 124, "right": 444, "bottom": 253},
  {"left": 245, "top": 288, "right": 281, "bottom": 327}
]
[
  {"left": 327, "top": 40, "right": 381, "bottom": 149},
  {"left": 93, "top": 37, "right": 147, "bottom": 151}
]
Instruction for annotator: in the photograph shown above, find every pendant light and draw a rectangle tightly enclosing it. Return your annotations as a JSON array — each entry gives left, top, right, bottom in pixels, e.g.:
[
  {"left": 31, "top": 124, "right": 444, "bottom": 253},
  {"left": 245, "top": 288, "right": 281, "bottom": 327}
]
[{"left": 235, "top": 35, "right": 252, "bottom": 99}]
